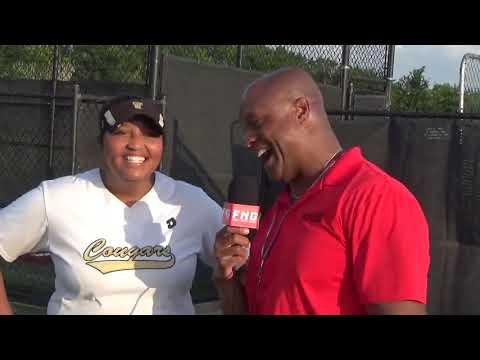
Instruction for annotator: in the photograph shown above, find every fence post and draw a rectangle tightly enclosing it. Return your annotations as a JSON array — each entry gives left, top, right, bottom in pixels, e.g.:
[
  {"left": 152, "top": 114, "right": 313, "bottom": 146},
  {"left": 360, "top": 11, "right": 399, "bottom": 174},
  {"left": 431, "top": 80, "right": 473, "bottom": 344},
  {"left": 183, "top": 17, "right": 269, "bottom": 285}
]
[
  {"left": 236, "top": 45, "right": 243, "bottom": 68},
  {"left": 385, "top": 45, "right": 395, "bottom": 112},
  {"left": 71, "top": 84, "right": 80, "bottom": 175},
  {"left": 148, "top": 45, "right": 160, "bottom": 100},
  {"left": 347, "top": 80, "right": 354, "bottom": 120},
  {"left": 458, "top": 53, "right": 480, "bottom": 114},
  {"left": 459, "top": 56, "right": 466, "bottom": 114},
  {"left": 48, "top": 45, "right": 59, "bottom": 179},
  {"left": 159, "top": 93, "right": 173, "bottom": 175},
  {"left": 340, "top": 45, "right": 351, "bottom": 120}
]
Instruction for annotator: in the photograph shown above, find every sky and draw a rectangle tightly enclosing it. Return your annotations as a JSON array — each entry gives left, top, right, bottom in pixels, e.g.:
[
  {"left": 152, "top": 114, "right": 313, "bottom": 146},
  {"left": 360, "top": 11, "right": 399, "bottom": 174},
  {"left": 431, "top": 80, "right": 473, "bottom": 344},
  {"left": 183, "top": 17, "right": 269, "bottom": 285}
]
[{"left": 394, "top": 45, "right": 480, "bottom": 86}]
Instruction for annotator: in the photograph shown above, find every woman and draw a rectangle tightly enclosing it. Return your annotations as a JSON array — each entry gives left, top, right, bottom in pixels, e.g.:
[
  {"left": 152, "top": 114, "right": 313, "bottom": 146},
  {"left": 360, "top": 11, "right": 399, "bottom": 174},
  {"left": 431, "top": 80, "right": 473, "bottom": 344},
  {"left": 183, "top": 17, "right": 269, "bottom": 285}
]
[{"left": 0, "top": 96, "right": 223, "bottom": 315}]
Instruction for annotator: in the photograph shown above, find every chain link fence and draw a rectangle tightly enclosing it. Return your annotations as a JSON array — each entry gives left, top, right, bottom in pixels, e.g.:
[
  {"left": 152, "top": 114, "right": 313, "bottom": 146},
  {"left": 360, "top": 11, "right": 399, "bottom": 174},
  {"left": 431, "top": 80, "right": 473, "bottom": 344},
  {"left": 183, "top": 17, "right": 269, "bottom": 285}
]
[
  {"left": 159, "top": 45, "right": 389, "bottom": 90},
  {"left": 351, "top": 45, "right": 388, "bottom": 79},
  {"left": 74, "top": 98, "right": 105, "bottom": 173},
  {"left": 51, "top": 102, "right": 76, "bottom": 178},
  {"left": 350, "top": 45, "right": 390, "bottom": 95},
  {"left": 460, "top": 53, "right": 480, "bottom": 113},
  {"left": 0, "top": 45, "right": 55, "bottom": 81},
  {"left": 242, "top": 45, "right": 344, "bottom": 86},
  {"left": 60, "top": 45, "right": 149, "bottom": 83},
  {"left": 0, "top": 97, "right": 51, "bottom": 207},
  {"left": 0, "top": 45, "right": 391, "bottom": 92},
  {"left": 160, "top": 45, "right": 239, "bottom": 68},
  {"left": 0, "top": 45, "right": 150, "bottom": 84},
  {"left": 0, "top": 93, "right": 73, "bottom": 208}
]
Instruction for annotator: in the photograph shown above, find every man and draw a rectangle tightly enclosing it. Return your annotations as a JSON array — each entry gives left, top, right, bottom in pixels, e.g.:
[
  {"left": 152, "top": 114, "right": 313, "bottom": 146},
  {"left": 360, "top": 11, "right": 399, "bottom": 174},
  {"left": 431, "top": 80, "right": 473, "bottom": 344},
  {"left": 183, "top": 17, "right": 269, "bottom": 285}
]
[{"left": 214, "top": 68, "right": 430, "bottom": 315}]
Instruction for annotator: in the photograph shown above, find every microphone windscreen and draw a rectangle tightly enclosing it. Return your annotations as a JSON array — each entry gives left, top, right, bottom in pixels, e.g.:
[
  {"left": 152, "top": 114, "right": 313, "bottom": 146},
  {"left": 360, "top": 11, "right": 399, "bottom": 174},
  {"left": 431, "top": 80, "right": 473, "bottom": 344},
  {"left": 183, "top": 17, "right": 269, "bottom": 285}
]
[{"left": 227, "top": 176, "right": 260, "bottom": 206}]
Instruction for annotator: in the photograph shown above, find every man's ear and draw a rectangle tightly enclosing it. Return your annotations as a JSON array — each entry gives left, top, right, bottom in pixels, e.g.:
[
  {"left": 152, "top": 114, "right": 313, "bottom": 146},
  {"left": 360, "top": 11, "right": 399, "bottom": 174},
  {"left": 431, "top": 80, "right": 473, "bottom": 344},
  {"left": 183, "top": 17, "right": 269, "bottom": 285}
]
[{"left": 293, "top": 97, "right": 310, "bottom": 125}]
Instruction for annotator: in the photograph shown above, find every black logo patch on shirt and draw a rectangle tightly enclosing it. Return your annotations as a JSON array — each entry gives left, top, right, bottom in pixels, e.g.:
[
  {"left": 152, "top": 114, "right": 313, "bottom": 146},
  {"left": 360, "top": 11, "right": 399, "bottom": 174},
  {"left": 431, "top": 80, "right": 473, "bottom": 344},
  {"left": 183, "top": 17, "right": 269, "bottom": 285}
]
[{"left": 166, "top": 217, "right": 176, "bottom": 229}]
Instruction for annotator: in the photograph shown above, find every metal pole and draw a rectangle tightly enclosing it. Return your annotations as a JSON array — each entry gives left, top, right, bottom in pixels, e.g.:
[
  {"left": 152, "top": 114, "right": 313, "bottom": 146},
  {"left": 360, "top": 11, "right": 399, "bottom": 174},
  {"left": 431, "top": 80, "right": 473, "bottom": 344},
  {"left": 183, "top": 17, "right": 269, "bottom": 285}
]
[
  {"left": 326, "top": 109, "right": 480, "bottom": 120},
  {"left": 48, "top": 45, "right": 59, "bottom": 178},
  {"left": 459, "top": 54, "right": 468, "bottom": 114},
  {"left": 347, "top": 81, "right": 354, "bottom": 120},
  {"left": 148, "top": 45, "right": 160, "bottom": 100},
  {"left": 458, "top": 53, "right": 480, "bottom": 114},
  {"left": 236, "top": 45, "right": 243, "bottom": 68},
  {"left": 340, "top": 45, "right": 351, "bottom": 121},
  {"left": 384, "top": 45, "right": 396, "bottom": 111},
  {"left": 71, "top": 84, "right": 80, "bottom": 175},
  {"left": 159, "top": 94, "right": 174, "bottom": 175}
]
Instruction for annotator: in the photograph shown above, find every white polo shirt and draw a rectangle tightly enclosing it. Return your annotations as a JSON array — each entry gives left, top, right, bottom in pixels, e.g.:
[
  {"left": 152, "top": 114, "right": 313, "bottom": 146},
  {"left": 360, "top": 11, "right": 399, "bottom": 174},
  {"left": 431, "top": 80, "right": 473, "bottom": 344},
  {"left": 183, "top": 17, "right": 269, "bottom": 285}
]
[{"left": 0, "top": 169, "right": 223, "bottom": 315}]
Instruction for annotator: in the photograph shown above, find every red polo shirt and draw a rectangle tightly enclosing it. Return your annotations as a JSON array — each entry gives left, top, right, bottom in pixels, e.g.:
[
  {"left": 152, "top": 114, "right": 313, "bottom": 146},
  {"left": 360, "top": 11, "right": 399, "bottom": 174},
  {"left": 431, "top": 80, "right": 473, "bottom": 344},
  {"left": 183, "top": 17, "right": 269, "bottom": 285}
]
[{"left": 245, "top": 147, "right": 430, "bottom": 315}]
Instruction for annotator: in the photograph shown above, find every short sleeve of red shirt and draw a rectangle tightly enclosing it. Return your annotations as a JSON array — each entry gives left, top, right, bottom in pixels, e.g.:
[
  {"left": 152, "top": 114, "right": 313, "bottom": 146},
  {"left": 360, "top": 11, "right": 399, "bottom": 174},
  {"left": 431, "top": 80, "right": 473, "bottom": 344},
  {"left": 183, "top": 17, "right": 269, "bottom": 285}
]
[{"left": 342, "top": 174, "right": 430, "bottom": 305}]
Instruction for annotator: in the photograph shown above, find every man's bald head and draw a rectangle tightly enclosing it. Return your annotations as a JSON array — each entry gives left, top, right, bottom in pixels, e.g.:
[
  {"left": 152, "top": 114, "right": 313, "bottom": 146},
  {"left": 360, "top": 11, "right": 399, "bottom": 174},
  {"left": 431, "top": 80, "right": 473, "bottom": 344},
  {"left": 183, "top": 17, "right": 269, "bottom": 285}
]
[
  {"left": 238, "top": 67, "right": 341, "bottom": 187},
  {"left": 241, "top": 67, "right": 327, "bottom": 121}
]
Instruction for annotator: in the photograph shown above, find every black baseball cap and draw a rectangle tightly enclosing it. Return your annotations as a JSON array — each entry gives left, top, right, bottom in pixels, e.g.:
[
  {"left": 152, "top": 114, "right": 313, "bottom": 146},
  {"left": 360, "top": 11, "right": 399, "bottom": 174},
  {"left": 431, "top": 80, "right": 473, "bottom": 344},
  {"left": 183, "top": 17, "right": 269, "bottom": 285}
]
[{"left": 100, "top": 96, "right": 164, "bottom": 134}]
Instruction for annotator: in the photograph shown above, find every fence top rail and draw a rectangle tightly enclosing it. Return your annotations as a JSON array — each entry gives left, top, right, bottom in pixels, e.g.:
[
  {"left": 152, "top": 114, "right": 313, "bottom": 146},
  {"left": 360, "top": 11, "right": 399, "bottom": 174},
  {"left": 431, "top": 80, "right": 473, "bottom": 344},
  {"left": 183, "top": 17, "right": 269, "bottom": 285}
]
[
  {"left": 462, "top": 53, "right": 480, "bottom": 63},
  {"left": 0, "top": 92, "right": 72, "bottom": 100},
  {"left": 326, "top": 109, "right": 480, "bottom": 120},
  {"left": 79, "top": 95, "right": 114, "bottom": 103}
]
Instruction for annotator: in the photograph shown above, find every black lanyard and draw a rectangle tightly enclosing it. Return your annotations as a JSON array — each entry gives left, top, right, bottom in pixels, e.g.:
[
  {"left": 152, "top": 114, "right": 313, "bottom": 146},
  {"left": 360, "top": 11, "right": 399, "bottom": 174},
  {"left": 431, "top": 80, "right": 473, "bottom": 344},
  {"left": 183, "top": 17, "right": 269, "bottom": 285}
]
[{"left": 256, "top": 149, "right": 345, "bottom": 288}]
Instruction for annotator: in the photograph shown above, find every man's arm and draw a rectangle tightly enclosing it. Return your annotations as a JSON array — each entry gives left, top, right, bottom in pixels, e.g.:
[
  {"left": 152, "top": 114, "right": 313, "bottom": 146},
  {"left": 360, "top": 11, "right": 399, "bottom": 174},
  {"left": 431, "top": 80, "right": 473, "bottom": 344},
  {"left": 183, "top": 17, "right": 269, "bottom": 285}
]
[
  {"left": 346, "top": 180, "right": 430, "bottom": 316},
  {"left": 0, "top": 272, "right": 14, "bottom": 315},
  {"left": 367, "top": 301, "right": 426, "bottom": 315},
  {"left": 214, "top": 272, "right": 247, "bottom": 314}
]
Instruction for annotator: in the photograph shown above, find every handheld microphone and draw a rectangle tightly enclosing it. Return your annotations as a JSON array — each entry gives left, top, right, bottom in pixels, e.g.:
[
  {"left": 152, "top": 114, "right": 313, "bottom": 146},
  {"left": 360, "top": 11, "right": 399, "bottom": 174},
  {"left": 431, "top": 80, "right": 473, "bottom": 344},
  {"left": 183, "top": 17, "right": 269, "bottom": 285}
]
[{"left": 223, "top": 176, "right": 261, "bottom": 231}]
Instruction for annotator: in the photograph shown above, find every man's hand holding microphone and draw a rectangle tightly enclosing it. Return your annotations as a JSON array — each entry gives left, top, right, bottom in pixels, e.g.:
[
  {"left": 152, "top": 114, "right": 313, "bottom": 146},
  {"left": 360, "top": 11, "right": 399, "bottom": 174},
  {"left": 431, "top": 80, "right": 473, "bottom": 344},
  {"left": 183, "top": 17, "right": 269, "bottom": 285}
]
[
  {"left": 213, "top": 176, "right": 261, "bottom": 313},
  {"left": 214, "top": 225, "right": 251, "bottom": 282},
  {"left": 215, "top": 201, "right": 260, "bottom": 281}
]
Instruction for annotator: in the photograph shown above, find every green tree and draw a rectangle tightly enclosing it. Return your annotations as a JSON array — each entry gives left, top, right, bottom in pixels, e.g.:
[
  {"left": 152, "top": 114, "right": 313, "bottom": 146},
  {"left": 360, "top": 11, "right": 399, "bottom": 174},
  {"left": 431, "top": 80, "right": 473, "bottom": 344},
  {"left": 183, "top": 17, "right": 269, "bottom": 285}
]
[
  {"left": 162, "top": 45, "right": 382, "bottom": 87},
  {"left": 0, "top": 45, "right": 53, "bottom": 80},
  {"left": 0, "top": 45, "right": 386, "bottom": 90},
  {"left": 0, "top": 45, "right": 149, "bottom": 83},
  {"left": 160, "top": 45, "right": 237, "bottom": 67},
  {"left": 391, "top": 66, "right": 430, "bottom": 111},
  {"left": 463, "top": 93, "right": 480, "bottom": 113},
  {"left": 67, "top": 45, "right": 147, "bottom": 83},
  {"left": 427, "top": 83, "right": 459, "bottom": 112},
  {"left": 391, "top": 66, "right": 462, "bottom": 113}
]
